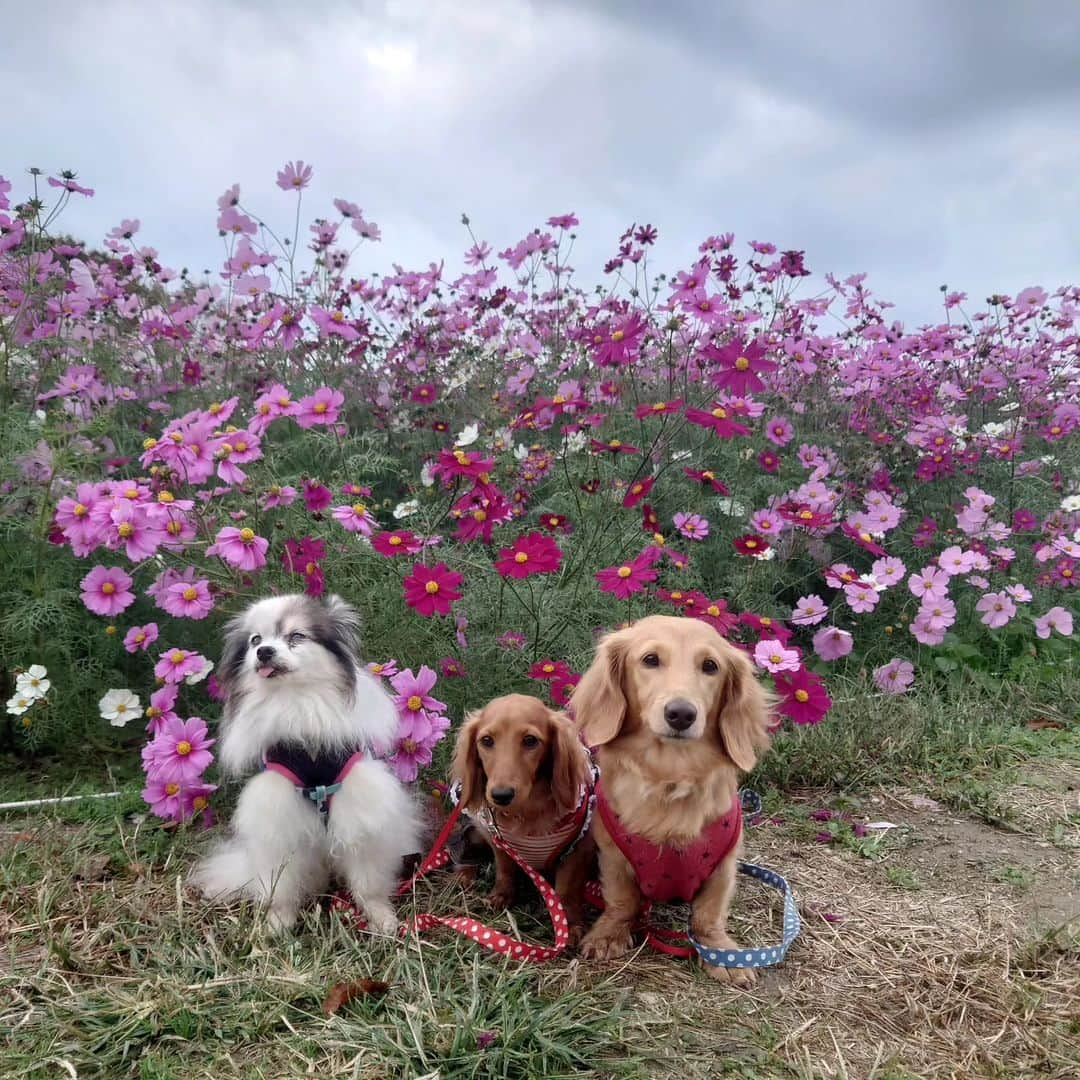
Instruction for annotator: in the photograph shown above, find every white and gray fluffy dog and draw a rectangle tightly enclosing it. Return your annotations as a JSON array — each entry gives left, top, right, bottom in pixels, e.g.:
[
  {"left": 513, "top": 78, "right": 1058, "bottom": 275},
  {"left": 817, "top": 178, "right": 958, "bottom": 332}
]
[{"left": 189, "top": 593, "right": 419, "bottom": 934}]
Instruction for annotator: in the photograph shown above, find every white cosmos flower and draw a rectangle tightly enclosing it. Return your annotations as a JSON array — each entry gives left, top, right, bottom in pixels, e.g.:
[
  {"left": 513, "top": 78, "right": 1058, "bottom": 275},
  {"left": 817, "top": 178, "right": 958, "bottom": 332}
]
[
  {"left": 393, "top": 498, "right": 420, "bottom": 519},
  {"left": 1061, "top": 494, "right": 1080, "bottom": 513},
  {"left": 16, "top": 665, "right": 50, "bottom": 700},
  {"left": 565, "top": 431, "right": 588, "bottom": 455},
  {"left": 454, "top": 423, "right": 480, "bottom": 447},
  {"left": 419, "top": 463, "right": 436, "bottom": 488},
  {"left": 185, "top": 658, "right": 213, "bottom": 686},
  {"left": 716, "top": 497, "right": 747, "bottom": 517},
  {"left": 98, "top": 688, "right": 143, "bottom": 727},
  {"left": 513, "top": 443, "right": 529, "bottom": 461},
  {"left": 6, "top": 693, "right": 35, "bottom": 716}
]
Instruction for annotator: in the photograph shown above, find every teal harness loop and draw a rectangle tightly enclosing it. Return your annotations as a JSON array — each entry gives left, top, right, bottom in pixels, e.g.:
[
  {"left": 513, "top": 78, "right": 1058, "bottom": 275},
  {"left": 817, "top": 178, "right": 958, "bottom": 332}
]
[{"left": 305, "top": 783, "right": 342, "bottom": 816}]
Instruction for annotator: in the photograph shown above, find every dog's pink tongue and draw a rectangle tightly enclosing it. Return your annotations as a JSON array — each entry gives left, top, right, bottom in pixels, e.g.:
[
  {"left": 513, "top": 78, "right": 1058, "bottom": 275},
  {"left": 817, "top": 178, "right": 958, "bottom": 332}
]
[{"left": 258, "top": 666, "right": 276, "bottom": 678}]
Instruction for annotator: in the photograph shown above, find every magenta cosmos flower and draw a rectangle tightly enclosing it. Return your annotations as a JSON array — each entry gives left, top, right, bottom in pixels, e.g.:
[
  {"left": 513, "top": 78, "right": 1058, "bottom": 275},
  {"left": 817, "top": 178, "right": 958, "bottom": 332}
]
[
  {"left": 812, "top": 626, "right": 853, "bottom": 661},
  {"left": 774, "top": 668, "right": 831, "bottom": 725},
  {"left": 673, "top": 512, "right": 709, "bottom": 541},
  {"left": 144, "top": 715, "right": 215, "bottom": 784},
  {"left": 596, "top": 550, "right": 660, "bottom": 599},
  {"left": 390, "top": 665, "right": 447, "bottom": 720},
  {"left": 161, "top": 579, "right": 215, "bottom": 620},
  {"left": 296, "top": 386, "right": 345, "bottom": 429},
  {"left": 80, "top": 565, "right": 136, "bottom": 617},
  {"left": 154, "top": 648, "right": 209, "bottom": 685},
  {"left": 123, "top": 622, "right": 159, "bottom": 653},
  {"left": 142, "top": 776, "right": 217, "bottom": 823},
  {"left": 873, "top": 659, "right": 915, "bottom": 694},
  {"left": 684, "top": 403, "right": 751, "bottom": 439},
  {"left": 332, "top": 501, "right": 376, "bottom": 535},
  {"left": 403, "top": 563, "right": 463, "bottom": 617},
  {"left": 705, "top": 337, "right": 777, "bottom": 395},
  {"left": 495, "top": 532, "right": 563, "bottom": 579},
  {"left": 372, "top": 530, "right": 423, "bottom": 556},
  {"left": 207, "top": 526, "right": 268, "bottom": 571}
]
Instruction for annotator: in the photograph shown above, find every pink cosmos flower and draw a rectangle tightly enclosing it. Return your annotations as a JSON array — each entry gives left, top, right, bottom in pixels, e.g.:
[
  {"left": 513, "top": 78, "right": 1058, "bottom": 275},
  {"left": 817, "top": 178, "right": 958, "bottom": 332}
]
[
  {"left": 366, "top": 659, "right": 399, "bottom": 679},
  {"left": 673, "top": 512, "right": 710, "bottom": 541},
  {"left": 909, "top": 617, "right": 946, "bottom": 646},
  {"left": 296, "top": 387, "right": 345, "bottom": 428},
  {"left": 917, "top": 596, "right": 957, "bottom": 632},
  {"left": 276, "top": 159, "right": 313, "bottom": 190},
  {"left": 332, "top": 502, "right": 376, "bottom": 535},
  {"left": 124, "top": 622, "right": 159, "bottom": 653},
  {"left": 207, "top": 526, "right": 268, "bottom": 570},
  {"left": 909, "top": 566, "right": 950, "bottom": 600},
  {"left": 750, "top": 509, "right": 785, "bottom": 538},
  {"left": 871, "top": 556, "right": 906, "bottom": 588},
  {"left": 161, "top": 578, "right": 215, "bottom": 620},
  {"left": 791, "top": 595, "right": 829, "bottom": 626},
  {"left": 303, "top": 481, "right": 333, "bottom": 512},
  {"left": 774, "top": 668, "right": 831, "bottom": 725},
  {"left": 765, "top": 415, "right": 794, "bottom": 447},
  {"left": 372, "top": 530, "right": 423, "bottom": 556},
  {"left": 812, "top": 626, "right": 853, "bottom": 662},
  {"left": 80, "top": 565, "right": 136, "bottom": 617},
  {"left": 142, "top": 777, "right": 217, "bottom": 823},
  {"left": 1035, "top": 607, "right": 1073, "bottom": 639},
  {"left": 873, "top": 659, "right": 915, "bottom": 694},
  {"left": 753, "top": 640, "right": 801, "bottom": 673},
  {"left": 143, "top": 716, "right": 215, "bottom": 783},
  {"left": 252, "top": 384, "right": 301, "bottom": 429},
  {"left": 154, "top": 649, "right": 209, "bottom": 684},
  {"left": 144, "top": 684, "right": 180, "bottom": 735},
  {"left": 403, "top": 563, "right": 463, "bottom": 617},
  {"left": 390, "top": 666, "right": 447, "bottom": 720},
  {"left": 976, "top": 591, "right": 1017, "bottom": 629},
  {"left": 263, "top": 484, "right": 298, "bottom": 509},
  {"left": 1005, "top": 584, "right": 1032, "bottom": 603},
  {"left": 938, "top": 545, "right": 977, "bottom": 577},
  {"left": 844, "top": 583, "right": 881, "bottom": 614}
]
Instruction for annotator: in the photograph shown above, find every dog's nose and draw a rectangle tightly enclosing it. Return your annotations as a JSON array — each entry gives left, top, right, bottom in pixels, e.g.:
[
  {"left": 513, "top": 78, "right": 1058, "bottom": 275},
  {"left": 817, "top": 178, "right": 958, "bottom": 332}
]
[
  {"left": 256, "top": 645, "right": 276, "bottom": 664},
  {"left": 664, "top": 699, "right": 698, "bottom": 732},
  {"left": 490, "top": 787, "right": 516, "bottom": 806}
]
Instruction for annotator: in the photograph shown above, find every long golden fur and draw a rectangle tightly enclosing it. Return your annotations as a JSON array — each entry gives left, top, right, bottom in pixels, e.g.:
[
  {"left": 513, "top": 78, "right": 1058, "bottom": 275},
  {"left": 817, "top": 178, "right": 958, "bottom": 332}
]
[
  {"left": 572, "top": 615, "right": 773, "bottom": 985},
  {"left": 451, "top": 693, "right": 595, "bottom": 942}
]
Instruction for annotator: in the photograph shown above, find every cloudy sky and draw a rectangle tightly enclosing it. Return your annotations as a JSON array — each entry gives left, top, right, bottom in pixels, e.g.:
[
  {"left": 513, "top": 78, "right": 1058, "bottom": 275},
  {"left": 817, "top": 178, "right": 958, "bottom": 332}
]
[{"left": 5, "top": 0, "right": 1079, "bottom": 322}]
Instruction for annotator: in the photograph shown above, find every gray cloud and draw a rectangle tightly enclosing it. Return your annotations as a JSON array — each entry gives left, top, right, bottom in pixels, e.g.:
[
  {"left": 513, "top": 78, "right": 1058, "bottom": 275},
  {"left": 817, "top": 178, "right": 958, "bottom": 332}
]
[{"left": 3, "top": 0, "right": 1078, "bottom": 323}]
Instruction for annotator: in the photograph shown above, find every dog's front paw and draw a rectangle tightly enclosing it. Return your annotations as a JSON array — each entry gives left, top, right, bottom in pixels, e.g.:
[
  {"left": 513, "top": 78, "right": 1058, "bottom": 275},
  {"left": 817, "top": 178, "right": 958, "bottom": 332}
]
[
  {"left": 705, "top": 961, "right": 758, "bottom": 987},
  {"left": 487, "top": 886, "right": 515, "bottom": 911},
  {"left": 565, "top": 921, "right": 585, "bottom": 949},
  {"left": 265, "top": 905, "right": 298, "bottom": 935},
  {"left": 361, "top": 900, "right": 399, "bottom": 937},
  {"left": 580, "top": 920, "right": 633, "bottom": 960}
]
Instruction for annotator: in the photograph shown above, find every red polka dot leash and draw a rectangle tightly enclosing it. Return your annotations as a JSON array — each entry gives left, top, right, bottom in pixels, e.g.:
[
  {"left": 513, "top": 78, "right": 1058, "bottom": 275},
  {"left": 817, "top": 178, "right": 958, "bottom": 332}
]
[{"left": 333, "top": 791, "right": 573, "bottom": 962}]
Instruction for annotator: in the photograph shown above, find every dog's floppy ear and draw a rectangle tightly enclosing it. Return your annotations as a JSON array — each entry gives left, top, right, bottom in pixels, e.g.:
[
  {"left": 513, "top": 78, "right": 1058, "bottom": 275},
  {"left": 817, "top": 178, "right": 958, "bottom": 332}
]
[
  {"left": 547, "top": 709, "right": 589, "bottom": 815},
  {"left": 573, "top": 628, "right": 631, "bottom": 747},
  {"left": 216, "top": 611, "right": 249, "bottom": 703},
  {"left": 451, "top": 710, "right": 485, "bottom": 810},
  {"left": 323, "top": 593, "right": 362, "bottom": 652},
  {"left": 716, "top": 644, "right": 774, "bottom": 773}
]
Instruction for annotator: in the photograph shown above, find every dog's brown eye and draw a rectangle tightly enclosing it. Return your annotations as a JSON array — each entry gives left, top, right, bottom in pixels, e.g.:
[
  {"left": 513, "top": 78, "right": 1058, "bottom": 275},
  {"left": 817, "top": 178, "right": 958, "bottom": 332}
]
[
  {"left": 288, "top": 631, "right": 306, "bottom": 646},
  {"left": 250, "top": 634, "right": 261, "bottom": 647},
  {"left": 522, "top": 734, "right": 541, "bottom": 749},
  {"left": 702, "top": 658, "right": 719, "bottom": 675},
  {"left": 479, "top": 734, "right": 495, "bottom": 748},
  {"left": 642, "top": 653, "right": 660, "bottom": 668}
]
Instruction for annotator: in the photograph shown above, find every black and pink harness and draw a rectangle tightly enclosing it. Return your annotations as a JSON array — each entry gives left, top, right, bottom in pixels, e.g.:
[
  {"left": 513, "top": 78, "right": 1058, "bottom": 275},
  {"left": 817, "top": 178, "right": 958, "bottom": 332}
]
[{"left": 263, "top": 742, "right": 365, "bottom": 819}]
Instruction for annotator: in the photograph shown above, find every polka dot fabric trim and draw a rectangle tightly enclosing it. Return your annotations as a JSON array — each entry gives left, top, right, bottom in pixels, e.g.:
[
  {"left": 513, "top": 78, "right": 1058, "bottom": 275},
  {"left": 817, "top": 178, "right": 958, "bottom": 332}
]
[{"left": 687, "top": 861, "right": 800, "bottom": 969}]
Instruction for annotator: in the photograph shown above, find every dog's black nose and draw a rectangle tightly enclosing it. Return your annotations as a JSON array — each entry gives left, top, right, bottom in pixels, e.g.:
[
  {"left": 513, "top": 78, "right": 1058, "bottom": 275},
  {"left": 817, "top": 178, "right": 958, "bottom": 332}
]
[
  {"left": 490, "top": 787, "right": 516, "bottom": 806},
  {"left": 256, "top": 645, "right": 276, "bottom": 664},
  {"left": 664, "top": 699, "right": 698, "bottom": 732}
]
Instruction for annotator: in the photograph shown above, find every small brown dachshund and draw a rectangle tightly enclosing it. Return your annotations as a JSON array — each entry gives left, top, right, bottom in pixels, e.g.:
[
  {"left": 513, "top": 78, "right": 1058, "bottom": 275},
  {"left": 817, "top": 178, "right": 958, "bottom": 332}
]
[{"left": 451, "top": 693, "right": 595, "bottom": 944}]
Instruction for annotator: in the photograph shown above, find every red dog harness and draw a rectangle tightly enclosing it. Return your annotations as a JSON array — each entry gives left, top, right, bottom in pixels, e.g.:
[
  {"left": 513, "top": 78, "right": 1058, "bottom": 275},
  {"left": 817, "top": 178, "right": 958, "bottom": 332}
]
[
  {"left": 263, "top": 742, "right": 365, "bottom": 818},
  {"left": 595, "top": 780, "right": 743, "bottom": 903}
]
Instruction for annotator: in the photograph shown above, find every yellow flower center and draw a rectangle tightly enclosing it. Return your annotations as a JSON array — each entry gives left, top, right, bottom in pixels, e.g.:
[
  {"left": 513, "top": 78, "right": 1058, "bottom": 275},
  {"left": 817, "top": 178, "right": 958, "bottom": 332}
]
[
  {"left": 176, "top": 740, "right": 192, "bottom": 756},
  {"left": 389, "top": 536, "right": 403, "bottom": 546},
  {"left": 105, "top": 625, "right": 117, "bottom": 636},
  {"left": 454, "top": 450, "right": 470, "bottom": 465},
  {"left": 542, "top": 663, "right": 555, "bottom": 673},
  {"left": 352, "top": 503, "right": 367, "bottom": 516},
  {"left": 74, "top": 503, "right": 88, "bottom": 517},
  {"left": 425, "top": 580, "right": 440, "bottom": 594},
  {"left": 158, "top": 491, "right": 175, "bottom": 503},
  {"left": 616, "top": 566, "right": 632, "bottom": 578},
  {"left": 147, "top": 706, "right": 160, "bottom": 718},
  {"left": 143, "top": 438, "right": 158, "bottom": 450},
  {"left": 472, "top": 510, "right": 487, "bottom": 522},
  {"left": 209, "top": 402, "right": 223, "bottom": 414},
  {"left": 632, "top": 483, "right": 643, "bottom": 494},
  {"left": 101, "top": 582, "right": 116, "bottom": 595},
  {"left": 611, "top": 330, "right": 625, "bottom": 342},
  {"left": 770, "top": 654, "right": 783, "bottom": 665},
  {"left": 259, "top": 403, "right": 271, "bottom": 415},
  {"left": 799, "top": 510, "right": 813, "bottom": 520},
  {"left": 331, "top": 311, "right": 345, "bottom": 323},
  {"left": 165, "top": 783, "right": 180, "bottom": 796},
  {"left": 735, "top": 356, "right": 750, "bottom": 371},
  {"left": 167, "top": 522, "right": 182, "bottom": 535},
  {"left": 182, "top": 587, "right": 198, "bottom": 602},
  {"left": 171, "top": 651, "right": 186, "bottom": 664},
  {"left": 135, "top": 633, "right": 146, "bottom": 643},
  {"left": 407, "top": 695, "right": 423, "bottom": 711},
  {"left": 746, "top": 539, "right": 758, "bottom": 549},
  {"left": 193, "top": 796, "right": 209, "bottom": 811},
  {"left": 170, "top": 432, "right": 184, "bottom": 444},
  {"left": 314, "top": 402, "right": 329, "bottom": 414},
  {"left": 651, "top": 401, "right": 666, "bottom": 412},
  {"left": 277, "top": 396, "right": 292, "bottom": 407},
  {"left": 117, "top": 522, "right": 134, "bottom": 539},
  {"left": 794, "top": 689, "right": 810, "bottom": 703},
  {"left": 707, "top": 605, "right": 721, "bottom": 617},
  {"left": 514, "top": 552, "right": 529, "bottom": 564},
  {"left": 711, "top": 407, "right": 727, "bottom": 419},
  {"left": 115, "top": 703, "right": 127, "bottom": 715},
  {"left": 239, "top": 528, "right": 255, "bottom": 543},
  {"left": 549, "top": 517, "right": 560, "bottom": 527},
  {"left": 760, "top": 617, "right": 772, "bottom": 626},
  {"left": 553, "top": 394, "right": 567, "bottom": 405},
  {"left": 609, "top": 439, "right": 621, "bottom": 449}
]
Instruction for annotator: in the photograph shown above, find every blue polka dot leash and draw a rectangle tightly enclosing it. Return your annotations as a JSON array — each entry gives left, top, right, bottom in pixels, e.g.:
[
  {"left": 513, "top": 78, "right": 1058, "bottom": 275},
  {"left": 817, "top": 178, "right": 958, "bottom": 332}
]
[{"left": 687, "top": 860, "right": 801, "bottom": 969}]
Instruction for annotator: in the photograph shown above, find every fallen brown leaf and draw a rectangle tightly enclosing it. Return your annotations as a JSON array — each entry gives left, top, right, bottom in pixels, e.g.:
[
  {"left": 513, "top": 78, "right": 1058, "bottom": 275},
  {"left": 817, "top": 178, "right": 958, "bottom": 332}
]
[
  {"left": 1026, "top": 718, "right": 1065, "bottom": 731},
  {"left": 323, "top": 978, "right": 391, "bottom": 1016},
  {"left": 74, "top": 853, "right": 112, "bottom": 882}
]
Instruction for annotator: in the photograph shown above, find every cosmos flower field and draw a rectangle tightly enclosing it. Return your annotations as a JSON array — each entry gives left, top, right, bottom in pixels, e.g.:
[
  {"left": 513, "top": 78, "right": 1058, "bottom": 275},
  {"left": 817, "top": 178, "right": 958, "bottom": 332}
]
[{"left": 1, "top": 163, "right": 1076, "bottom": 822}]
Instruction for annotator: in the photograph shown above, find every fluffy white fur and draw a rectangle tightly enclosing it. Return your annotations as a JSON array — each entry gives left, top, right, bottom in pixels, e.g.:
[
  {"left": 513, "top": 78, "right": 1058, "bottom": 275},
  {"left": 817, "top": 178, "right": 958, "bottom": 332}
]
[{"left": 189, "top": 594, "right": 419, "bottom": 934}]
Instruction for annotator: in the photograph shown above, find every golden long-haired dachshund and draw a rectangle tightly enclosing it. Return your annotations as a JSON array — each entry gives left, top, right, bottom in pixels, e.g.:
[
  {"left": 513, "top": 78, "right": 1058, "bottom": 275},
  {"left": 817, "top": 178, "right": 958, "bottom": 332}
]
[
  {"left": 452, "top": 693, "right": 595, "bottom": 943},
  {"left": 572, "top": 615, "right": 773, "bottom": 985}
]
